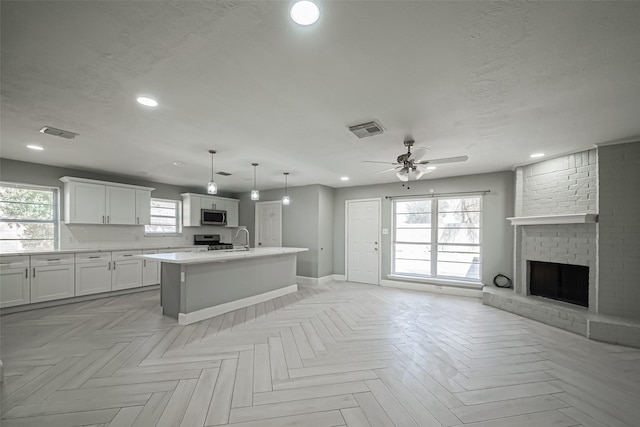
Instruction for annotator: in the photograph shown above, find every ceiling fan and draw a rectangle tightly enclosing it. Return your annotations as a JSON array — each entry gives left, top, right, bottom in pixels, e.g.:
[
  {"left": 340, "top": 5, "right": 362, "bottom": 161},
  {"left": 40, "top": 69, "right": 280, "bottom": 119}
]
[{"left": 363, "top": 139, "right": 468, "bottom": 182}]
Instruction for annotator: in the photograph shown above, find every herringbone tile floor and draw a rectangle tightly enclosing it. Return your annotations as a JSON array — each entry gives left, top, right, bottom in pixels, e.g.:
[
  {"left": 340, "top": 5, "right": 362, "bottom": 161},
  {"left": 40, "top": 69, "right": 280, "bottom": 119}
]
[{"left": 1, "top": 281, "right": 639, "bottom": 426}]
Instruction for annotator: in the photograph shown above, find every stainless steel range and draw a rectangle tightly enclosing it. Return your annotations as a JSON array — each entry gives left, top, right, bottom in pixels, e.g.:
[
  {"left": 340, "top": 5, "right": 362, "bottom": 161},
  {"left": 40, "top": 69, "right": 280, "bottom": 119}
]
[{"left": 193, "top": 234, "right": 233, "bottom": 251}]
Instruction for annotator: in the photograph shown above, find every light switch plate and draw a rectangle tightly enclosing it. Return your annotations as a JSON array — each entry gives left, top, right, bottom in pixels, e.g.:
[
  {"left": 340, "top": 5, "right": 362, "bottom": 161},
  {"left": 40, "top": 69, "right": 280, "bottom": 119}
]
[{"left": 382, "top": 228, "right": 389, "bottom": 235}]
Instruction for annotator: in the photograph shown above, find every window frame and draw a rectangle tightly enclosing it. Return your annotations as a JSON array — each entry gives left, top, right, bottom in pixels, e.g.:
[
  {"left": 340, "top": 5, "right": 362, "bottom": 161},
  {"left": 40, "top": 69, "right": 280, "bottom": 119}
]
[
  {"left": 392, "top": 195, "right": 482, "bottom": 282},
  {"left": 144, "top": 197, "right": 182, "bottom": 236},
  {"left": 0, "top": 181, "right": 59, "bottom": 252}
]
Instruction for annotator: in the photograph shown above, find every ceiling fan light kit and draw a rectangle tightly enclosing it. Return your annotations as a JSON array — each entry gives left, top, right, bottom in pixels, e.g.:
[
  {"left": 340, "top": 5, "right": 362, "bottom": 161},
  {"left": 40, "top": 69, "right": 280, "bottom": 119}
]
[
  {"left": 282, "top": 172, "right": 290, "bottom": 205},
  {"left": 363, "top": 138, "right": 468, "bottom": 184}
]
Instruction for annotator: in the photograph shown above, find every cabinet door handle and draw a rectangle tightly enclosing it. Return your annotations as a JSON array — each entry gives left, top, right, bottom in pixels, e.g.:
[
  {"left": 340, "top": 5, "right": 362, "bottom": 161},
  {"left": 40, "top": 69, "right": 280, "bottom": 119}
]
[
  {"left": 137, "top": 217, "right": 140, "bottom": 224},
  {"left": 107, "top": 215, "right": 110, "bottom": 224},
  {"left": 89, "top": 256, "right": 100, "bottom": 259},
  {"left": 123, "top": 254, "right": 133, "bottom": 257},
  {"left": 143, "top": 259, "right": 146, "bottom": 267},
  {"left": 33, "top": 268, "right": 36, "bottom": 278},
  {"left": 25, "top": 268, "right": 28, "bottom": 278},
  {"left": 113, "top": 261, "right": 116, "bottom": 270},
  {"left": 108, "top": 261, "right": 111, "bottom": 270},
  {"left": 47, "top": 258, "right": 61, "bottom": 261},
  {"left": 102, "top": 215, "right": 105, "bottom": 224}
]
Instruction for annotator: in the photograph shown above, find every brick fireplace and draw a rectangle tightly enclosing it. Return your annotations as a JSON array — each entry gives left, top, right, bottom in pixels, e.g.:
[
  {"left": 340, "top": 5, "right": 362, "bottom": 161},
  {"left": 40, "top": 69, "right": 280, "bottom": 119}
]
[{"left": 484, "top": 143, "right": 640, "bottom": 348}]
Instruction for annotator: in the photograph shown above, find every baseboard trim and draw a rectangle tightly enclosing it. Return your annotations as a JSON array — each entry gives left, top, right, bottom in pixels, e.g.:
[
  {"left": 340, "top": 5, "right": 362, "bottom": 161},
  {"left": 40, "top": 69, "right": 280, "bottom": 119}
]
[
  {"left": 332, "top": 274, "right": 347, "bottom": 282},
  {"left": 0, "top": 285, "right": 160, "bottom": 315},
  {"left": 380, "top": 279, "right": 482, "bottom": 298},
  {"left": 178, "top": 284, "right": 298, "bottom": 325},
  {"left": 296, "top": 275, "right": 339, "bottom": 285}
]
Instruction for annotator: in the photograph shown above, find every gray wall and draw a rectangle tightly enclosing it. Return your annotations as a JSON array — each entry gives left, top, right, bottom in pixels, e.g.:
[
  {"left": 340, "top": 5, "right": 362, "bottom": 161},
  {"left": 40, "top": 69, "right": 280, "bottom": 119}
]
[
  {"left": 0, "top": 158, "right": 237, "bottom": 249},
  {"left": 332, "top": 171, "right": 515, "bottom": 285},
  {"left": 318, "top": 185, "right": 335, "bottom": 277},
  {"left": 236, "top": 185, "right": 331, "bottom": 278},
  {"left": 598, "top": 141, "right": 640, "bottom": 319}
]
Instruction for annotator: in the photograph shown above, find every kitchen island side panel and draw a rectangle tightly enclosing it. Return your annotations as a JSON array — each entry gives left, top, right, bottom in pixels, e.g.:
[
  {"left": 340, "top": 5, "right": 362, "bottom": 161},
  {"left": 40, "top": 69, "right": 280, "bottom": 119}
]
[
  {"left": 183, "top": 253, "right": 297, "bottom": 313},
  {"left": 160, "top": 263, "right": 183, "bottom": 319}
]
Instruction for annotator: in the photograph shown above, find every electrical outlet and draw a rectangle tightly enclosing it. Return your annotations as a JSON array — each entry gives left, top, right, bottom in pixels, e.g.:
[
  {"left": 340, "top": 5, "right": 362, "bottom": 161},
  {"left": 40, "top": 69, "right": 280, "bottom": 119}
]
[{"left": 382, "top": 228, "right": 389, "bottom": 235}]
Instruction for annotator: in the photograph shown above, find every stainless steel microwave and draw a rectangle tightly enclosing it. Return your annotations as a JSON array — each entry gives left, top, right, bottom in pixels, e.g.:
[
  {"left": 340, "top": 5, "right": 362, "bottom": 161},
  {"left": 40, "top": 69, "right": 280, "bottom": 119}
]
[{"left": 201, "top": 209, "right": 227, "bottom": 226}]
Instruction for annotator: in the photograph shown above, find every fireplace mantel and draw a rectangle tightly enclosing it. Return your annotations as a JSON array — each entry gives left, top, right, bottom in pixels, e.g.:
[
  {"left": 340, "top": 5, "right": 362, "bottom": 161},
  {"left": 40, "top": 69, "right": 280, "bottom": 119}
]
[{"left": 507, "top": 213, "right": 598, "bottom": 226}]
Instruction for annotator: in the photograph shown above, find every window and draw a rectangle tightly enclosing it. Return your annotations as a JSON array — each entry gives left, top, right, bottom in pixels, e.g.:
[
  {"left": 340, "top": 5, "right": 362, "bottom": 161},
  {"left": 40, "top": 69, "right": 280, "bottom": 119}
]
[
  {"left": 145, "top": 198, "right": 182, "bottom": 235},
  {"left": 393, "top": 196, "right": 481, "bottom": 281},
  {"left": 0, "top": 182, "right": 58, "bottom": 252}
]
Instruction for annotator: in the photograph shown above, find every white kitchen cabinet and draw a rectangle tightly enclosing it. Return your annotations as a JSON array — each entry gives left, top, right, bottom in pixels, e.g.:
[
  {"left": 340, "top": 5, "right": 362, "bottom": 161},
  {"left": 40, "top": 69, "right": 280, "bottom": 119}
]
[
  {"left": 224, "top": 199, "right": 239, "bottom": 227},
  {"left": 142, "top": 249, "right": 160, "bottom": 286},
  {"left": 181, "top": 193, "right": 239, "bottom": 227},
  {"left": 62, "top": 181, "right": 106, "bottom": 224},
  {"left": 60, "top": 177, "right": 154, "bottom": 225},
  {"left": 30, "top": 254, "right": 75, "bottom": 303},
  {"left": 181, "top": 193, "right": 202, "bottom": 227},
  {"left": 136, "top": 189, "right": 151, "bottom": 225},
  {"left": 0, "top": 256, "right": 31, "bottom": 308},
  {"left": 111, "top": 250, "right": 142, "bottom": 290},
  {"left": 106, "top": 186, "right": 136, "bottom": 225},
  {"left": 75, "top": 252, "right": 112, "bottom": 296}
]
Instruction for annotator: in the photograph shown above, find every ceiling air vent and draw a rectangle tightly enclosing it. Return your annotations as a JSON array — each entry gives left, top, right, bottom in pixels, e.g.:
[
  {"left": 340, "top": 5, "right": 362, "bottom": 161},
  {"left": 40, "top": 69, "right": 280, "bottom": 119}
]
[
  {"left": 216, "top": 171, "right": 232, "bottom": 176},
  {"left": 39, "top": 126, "right": 79, "bottom": 140},
  {"left": 348, "top": 120, "right": 384, "bottom": 138}
]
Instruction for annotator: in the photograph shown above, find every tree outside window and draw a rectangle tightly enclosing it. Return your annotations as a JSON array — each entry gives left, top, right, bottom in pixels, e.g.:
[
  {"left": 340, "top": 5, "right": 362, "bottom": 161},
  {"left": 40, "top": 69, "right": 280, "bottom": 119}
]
[{"left": 0, "top": 183, "right": 58, "bottom": 252}]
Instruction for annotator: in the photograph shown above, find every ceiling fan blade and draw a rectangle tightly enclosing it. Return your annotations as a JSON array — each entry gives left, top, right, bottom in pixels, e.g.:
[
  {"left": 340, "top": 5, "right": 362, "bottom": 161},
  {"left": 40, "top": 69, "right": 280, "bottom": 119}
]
[
  {"left": 362, "top": 160, "right": 400, "bottom": 165},
  {"left": 374, "top": 166, "right": 401, "bottom": 174},
  {"left": 418, "top": 155, "right": 468, "bottom": 165},
  {"left": 409, "top": 147, "right": 429, "bottom": 162}
]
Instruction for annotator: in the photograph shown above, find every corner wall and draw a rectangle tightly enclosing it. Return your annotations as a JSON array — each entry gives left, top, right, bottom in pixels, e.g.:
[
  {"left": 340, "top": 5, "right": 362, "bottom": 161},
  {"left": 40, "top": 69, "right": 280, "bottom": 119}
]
[{"left": 598, "top": 141, "right": 640, "bottom": 319}]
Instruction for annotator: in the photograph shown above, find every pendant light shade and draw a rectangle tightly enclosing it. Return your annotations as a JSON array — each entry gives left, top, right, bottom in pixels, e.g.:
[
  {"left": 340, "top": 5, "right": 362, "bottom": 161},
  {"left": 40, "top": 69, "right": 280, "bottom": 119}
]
[
  {"left": 250, "top": 163, "right": 260, "bottom": 201},
  {"left": 282, "top": 172, "right": 290, "bottom": 205},
  {"left": 207, "top": 150, "right": 218, "bottom": 195}
]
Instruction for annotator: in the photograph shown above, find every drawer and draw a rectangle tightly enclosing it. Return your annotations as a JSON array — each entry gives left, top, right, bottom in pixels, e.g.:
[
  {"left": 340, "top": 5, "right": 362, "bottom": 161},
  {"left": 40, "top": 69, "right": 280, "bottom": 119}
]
[
  {"left": 30, "top": 253, "right": 74, "bottom": 266},
  {"left": 112, "top": 250, "right": 143, "bottom": 261},
  {"left": 0, "top": 256, "right": 30, "bottom": 268},
  {"left": 75, "top": 252, "right": 112, "bottom": 264}
]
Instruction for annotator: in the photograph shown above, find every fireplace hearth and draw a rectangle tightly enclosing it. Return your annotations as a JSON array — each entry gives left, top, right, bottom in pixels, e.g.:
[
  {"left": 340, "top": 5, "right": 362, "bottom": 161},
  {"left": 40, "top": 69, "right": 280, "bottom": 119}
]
[{"left": 529, "top": 261, "right": 589, "bottom": 307}]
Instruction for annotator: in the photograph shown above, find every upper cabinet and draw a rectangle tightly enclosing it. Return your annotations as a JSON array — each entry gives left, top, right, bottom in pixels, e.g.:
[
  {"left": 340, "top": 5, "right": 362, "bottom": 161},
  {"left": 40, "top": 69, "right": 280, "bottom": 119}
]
[
  {"left": 181, "top": 193, "right": 239, "bottom": 227},
  {"left": 60, "top": 177, "right": 154, "bottom": 225}
]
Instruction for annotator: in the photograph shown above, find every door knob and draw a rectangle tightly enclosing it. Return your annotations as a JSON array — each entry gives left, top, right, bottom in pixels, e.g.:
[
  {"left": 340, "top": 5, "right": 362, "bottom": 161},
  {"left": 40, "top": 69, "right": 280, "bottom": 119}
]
[{"left": 374, "top": 248, "right": 378, "bottom": 251}]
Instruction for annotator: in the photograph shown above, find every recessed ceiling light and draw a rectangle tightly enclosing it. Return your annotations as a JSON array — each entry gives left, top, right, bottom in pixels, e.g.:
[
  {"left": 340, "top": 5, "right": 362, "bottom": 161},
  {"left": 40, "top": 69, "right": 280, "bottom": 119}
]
[
  {"left": 27, "top": 144, "right": 44, "bottom": 151},
  {"left": 172, "top": 161, "right": 185, "bottom": 166},
  {"left": 426, "top": 166, "right": 437, "bottom": 170},
  {"left": 290, "top": 1, "right": 320, "bottom": 26},
  {"left": 530, "top": 153, "right": 545, "bottom": 158},
  {"left": 340, "top": 176, "right": 349, "bottom": 181},
  {"left": 136, "top": 96, "right": 158, "bottom": 107}
]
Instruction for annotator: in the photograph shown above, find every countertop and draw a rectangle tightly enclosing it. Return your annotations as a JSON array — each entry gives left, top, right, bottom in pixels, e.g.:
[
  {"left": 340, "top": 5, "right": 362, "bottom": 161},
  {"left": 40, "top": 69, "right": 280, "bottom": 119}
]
[
  {"left": 139, "top": 247, "right": 309, "bottom": 265},
  {"left": 0, "top": 245, "right": 207, "bottom": 257}
]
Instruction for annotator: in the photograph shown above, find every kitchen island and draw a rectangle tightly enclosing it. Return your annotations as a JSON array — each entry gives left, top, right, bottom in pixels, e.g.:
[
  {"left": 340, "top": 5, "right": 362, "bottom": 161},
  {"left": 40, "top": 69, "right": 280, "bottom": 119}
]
[{"left": 139, "top": 247, "right": 308, "bottom": 325}]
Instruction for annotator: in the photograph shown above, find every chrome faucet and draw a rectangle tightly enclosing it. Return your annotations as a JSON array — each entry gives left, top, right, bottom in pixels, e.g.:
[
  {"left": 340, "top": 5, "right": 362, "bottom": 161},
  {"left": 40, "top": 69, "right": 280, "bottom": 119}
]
[{"left": 234, "top": 227, "right": 250, "bottom": 251}]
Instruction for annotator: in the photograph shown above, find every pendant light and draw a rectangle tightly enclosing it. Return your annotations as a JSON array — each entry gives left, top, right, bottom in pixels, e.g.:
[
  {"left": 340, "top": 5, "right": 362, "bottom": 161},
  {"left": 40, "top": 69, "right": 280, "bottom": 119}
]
[
  {"left": 207, "top": 150, "right": 218, "bottom": 195},
  {"left": 250, "top": 163, "right": 260, "bottom": 201},
  {"left": 282, "top": 172, "right": 290, "bottom": 205}
]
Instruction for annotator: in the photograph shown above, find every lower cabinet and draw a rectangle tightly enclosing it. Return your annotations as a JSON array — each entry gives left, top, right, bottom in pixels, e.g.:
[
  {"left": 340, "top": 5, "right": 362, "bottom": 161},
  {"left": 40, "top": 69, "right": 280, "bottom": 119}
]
[
  {"left": 30, "top": 254, "right": 75, "bottom": 303},
  {"left": 0, "top": 256, "right": 30, "bottom": 308},
  {"left": 112, "top": 250, "right": 143, "bottom": 290},
  {"left": 142, "top": 249, "right": 160, "bottom": 286},
  {"left": 75, "top": 252, "right": 112, "bottom": 296}
]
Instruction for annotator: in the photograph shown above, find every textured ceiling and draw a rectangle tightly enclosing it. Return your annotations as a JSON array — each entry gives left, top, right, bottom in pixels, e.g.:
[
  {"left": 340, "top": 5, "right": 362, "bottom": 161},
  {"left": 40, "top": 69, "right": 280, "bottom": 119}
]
[{"left": 2, "top": 1, "right": 640, "bottom": 192}]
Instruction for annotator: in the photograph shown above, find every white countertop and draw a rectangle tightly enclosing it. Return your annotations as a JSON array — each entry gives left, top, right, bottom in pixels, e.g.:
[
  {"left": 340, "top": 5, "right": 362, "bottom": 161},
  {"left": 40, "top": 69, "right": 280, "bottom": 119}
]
[
  {"left": 139, "top": 247, "right": 309, "bottom": 265},
  {"left": 0, "top": 246, "right": 205, "bottom": 257}
]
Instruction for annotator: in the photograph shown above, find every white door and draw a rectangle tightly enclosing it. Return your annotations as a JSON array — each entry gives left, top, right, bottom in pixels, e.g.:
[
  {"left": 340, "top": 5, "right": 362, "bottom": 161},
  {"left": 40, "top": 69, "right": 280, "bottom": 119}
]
[
  {"left": 346, "top": 199, "right": 380, "bottom": 285},
  {"left": 255, "top": 201, "right": 282, "bottom": 247}
]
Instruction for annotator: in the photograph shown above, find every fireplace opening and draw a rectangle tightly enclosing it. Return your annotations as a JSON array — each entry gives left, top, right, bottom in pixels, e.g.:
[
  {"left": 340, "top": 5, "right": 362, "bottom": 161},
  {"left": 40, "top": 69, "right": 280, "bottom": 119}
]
[{"left": 529, "top": 261, "right": 589, "bottom": 307}]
